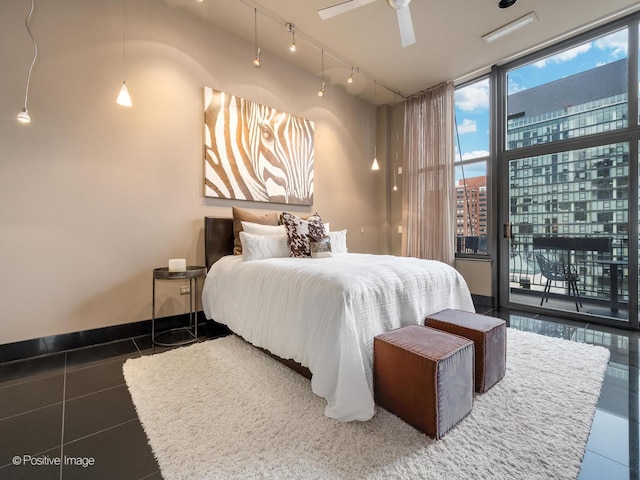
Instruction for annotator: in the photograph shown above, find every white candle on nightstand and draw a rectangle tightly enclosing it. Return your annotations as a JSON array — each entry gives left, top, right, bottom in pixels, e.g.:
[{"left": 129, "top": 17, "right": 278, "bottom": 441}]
[{"left": 168, "top": 258, "right": 186, "bottom": 272}]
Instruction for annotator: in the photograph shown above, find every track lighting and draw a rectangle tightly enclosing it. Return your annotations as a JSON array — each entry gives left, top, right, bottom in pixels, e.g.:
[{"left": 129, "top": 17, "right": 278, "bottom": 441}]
[
  {"left": 288, "top": 23, "right": 296, "bottom": 52},
  {"left": 318, "top": 49, "right": 325, "bottom": 97},
  {"left": 17, "top": 0, "right": 37, "bottom": 124},
  {"left": 116, "top": 0, "right": 132, "bottom": 107},
  {"left": 371, "top": 81, "right": 379, "bottom": 171},
  {"left": 253, "top": 8, "right": 261, "bottom": 67}
]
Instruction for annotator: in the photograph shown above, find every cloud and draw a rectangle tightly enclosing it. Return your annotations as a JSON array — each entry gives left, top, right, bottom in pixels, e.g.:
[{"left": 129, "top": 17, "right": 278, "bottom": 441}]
[
  {"left": 455, "top": 79, "right": 489, "bottom": 111},
  {"left": 533, "top": 43, "right": 591, "bottom": 68},
  {"left": 456, "top": 119, "right": 477, "bottom": 134},
  {"left": 456, "top": 150, "right": 490, "bottom": 161},
  {"left": 594, "top": 29, "right": 628, "bottom": 57}
]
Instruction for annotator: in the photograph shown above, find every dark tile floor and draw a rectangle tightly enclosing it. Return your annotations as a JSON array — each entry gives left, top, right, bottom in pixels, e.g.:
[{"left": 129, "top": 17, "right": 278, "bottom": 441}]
[{"left": 0, "top": 307, "right": 637, "bottom": 479}]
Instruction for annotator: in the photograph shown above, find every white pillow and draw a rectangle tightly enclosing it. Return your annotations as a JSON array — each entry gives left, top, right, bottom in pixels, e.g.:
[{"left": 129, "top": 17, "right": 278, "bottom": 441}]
[
  {"left": 329, "top": 230, "right": 347, "bottom": 254},
  {"left": 241, "top": 221, "right": 286, "bottom": 236},
  {"left": 239, "top": 231, "right": 290, "bottom": 261}
]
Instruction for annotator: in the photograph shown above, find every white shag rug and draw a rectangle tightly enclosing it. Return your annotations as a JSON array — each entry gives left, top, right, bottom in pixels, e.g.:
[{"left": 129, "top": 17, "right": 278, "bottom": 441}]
[{"left": 123, "top": 329, "right": 610, "bottom": 480}]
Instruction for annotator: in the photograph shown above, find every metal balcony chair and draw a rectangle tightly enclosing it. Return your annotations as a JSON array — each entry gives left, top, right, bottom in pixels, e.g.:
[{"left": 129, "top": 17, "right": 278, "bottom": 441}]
[{"left": 535, "top": 253, "right": 582, "bottom": 311}]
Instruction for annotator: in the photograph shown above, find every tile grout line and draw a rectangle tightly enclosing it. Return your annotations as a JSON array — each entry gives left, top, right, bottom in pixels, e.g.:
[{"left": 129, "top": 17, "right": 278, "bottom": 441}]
[{"left": 59, "top": 352, "right": 67, "bottom": 480}]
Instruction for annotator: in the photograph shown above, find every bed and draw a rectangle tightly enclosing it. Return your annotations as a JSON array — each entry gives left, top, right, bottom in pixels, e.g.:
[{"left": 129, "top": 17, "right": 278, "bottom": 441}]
[{"left": 201, "top": 216, "right": 475, "bottom": 422}]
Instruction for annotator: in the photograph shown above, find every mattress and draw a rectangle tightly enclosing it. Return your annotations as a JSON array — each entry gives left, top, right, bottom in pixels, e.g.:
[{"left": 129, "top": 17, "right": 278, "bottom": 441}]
[{"left": 201, "top": 253, "right": 475, "bottom": 422}]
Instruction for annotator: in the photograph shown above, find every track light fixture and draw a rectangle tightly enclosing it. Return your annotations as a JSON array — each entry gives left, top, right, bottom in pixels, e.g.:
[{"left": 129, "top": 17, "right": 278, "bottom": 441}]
[
  {"left": 241, "top": 5, "right": 405, "bottom": 103},
  {"left": 371, "top": 81, "right": 380, "bottom": 171},
  {"left": 116, "top": 0, "right": 132, "bottom": 107},
  {"left": 318, "top": 49, "right": 325, "bottom": 97},
  {"left": 17, "top": 0, "right": 37, "bottom": 124},
  {"left": 288, "top": 23, "right": 296, "bottom": 52},
  {"left": 253, "top": 8, "right": 261, "bottom": 67}
]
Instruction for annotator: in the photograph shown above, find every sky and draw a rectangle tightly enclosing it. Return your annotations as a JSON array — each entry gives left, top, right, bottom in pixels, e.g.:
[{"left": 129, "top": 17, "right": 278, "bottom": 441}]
[{"left": 453, "top": 27, "right": 629, "bottom": 182}]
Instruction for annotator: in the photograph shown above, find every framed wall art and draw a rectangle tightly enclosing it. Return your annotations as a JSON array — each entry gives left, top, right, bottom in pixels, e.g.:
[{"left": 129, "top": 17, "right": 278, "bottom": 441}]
[{"left": 203, "top": 87, "right": 315, "bottom": 205}]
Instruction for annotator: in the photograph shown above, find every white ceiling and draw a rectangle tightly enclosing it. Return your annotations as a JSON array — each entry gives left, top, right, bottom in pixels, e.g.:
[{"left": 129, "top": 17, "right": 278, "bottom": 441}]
[{"left": 164, "top": 0, "right": 640, "bottom": 105}]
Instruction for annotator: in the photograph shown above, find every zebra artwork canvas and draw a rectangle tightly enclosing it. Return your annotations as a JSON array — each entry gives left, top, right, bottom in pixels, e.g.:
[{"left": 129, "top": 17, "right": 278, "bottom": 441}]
[{"left": 203, "top": 87, "right": 315, "bottom": 205}]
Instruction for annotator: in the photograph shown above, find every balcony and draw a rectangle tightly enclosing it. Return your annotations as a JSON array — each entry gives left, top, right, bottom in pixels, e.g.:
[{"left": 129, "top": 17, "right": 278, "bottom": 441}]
[{"left": 508, "top": 236, "right": 628, "bottom": 319}]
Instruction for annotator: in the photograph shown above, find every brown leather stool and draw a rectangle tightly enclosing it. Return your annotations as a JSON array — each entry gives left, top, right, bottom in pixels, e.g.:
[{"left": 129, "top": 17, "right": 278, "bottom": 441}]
[
  {"left": 374, "top": 325, "right": 474, "bottom": 439},
  {"left": 425, "top": 309, "right": 506, "bottom": 393}
]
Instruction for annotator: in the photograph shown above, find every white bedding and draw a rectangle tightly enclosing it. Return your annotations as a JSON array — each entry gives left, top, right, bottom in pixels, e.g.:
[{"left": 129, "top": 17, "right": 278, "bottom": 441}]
[{"left": 201, "top": 253, "right": 475, "bottom": 422}]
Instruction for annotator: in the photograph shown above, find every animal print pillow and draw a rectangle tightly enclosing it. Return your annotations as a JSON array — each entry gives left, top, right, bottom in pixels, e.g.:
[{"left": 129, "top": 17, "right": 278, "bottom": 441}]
[{"left": 280, "top": 212, "right": 327, "bottom": 258}]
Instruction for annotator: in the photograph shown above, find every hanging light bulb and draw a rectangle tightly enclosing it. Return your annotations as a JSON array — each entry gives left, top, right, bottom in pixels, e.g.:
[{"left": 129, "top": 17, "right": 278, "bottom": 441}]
[
  {"left": 318, "top": 81, "right": 325, "bottom": 97},
  {"left": 116, "top": 0, "right": 132, "bottom": 107},
  {"left": 288, "top": 23, "right": 296, "bottom": 52},
  {"left": 253, "top": 47, "right": 261, "bottom": 67},
  {"left": 17, "top": 0, "right": 37, "bottom": 124}
]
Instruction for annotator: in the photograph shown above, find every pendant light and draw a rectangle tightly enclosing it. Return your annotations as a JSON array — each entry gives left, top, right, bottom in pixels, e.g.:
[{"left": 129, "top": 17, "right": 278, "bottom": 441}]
[
  {"left": 116, "top": 0, "right": 132, "bottom": 106},
  {"left": 17, "top": 0, "right": 37, "bottom": 124},
  {"left": 288, "top": 23, "right": 296, "bottom": 52},
  {"left": 347, "top": 67, "right": 355, "bottom": 84},
  {"left": 371, "top": 81, "right": 380, "bottom": 170},
  {"left": 318, "top": 50, "right": 325, "bottom": 97},
  {"left": 392, "top": 130, "right": 399, "bottom": 190},
  {"left": 253, "top": 9, "right": 261, "bottom": 67}
]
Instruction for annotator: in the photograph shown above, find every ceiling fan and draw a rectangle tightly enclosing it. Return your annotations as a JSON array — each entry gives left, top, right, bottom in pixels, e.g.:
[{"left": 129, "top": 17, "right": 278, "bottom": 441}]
[{"left": 318, "top": 0, "right": 416, "bottom": 48}]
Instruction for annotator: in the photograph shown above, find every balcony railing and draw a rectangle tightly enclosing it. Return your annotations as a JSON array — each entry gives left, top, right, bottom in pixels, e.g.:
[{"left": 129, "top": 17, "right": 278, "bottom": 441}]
[{"left": 508, "top": 237, "right": 628, "bottom": 304}]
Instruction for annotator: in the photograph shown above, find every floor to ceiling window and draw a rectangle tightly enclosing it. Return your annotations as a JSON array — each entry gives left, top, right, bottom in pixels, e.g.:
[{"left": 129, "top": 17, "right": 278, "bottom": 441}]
[
  {"left": 454, "top": 78, "right": 490, "bottom": 255},
  {"left": 493, "top": 17, "right": 638, "bottom": 328},
  {"left": 451, "top": 14, "right": 640, "bottom": 329}
]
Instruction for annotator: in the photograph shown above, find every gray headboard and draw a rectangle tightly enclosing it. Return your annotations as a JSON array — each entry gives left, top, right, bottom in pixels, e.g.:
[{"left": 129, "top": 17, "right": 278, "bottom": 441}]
[{"left": 204, "top": 217, "right": 234, "bottom": 270}]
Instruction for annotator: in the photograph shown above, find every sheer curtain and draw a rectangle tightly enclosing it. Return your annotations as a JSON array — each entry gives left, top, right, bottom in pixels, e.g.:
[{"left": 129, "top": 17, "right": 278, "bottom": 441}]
[{"left": 402, "top": 82, "right": 455, "bottom": 265}]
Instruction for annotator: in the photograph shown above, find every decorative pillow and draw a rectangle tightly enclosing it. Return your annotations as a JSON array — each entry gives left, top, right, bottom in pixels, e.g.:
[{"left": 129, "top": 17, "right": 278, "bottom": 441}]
[
  {"left": 328, "top": 230, "right": 348, "bottom": 254},
  {"left": 241, "top": 221, "right": 286, "bottom": 236},
  {"left": 239, "top": 232, "right": 290, "bottom": 261},
  {"left": 280, "top": 212, "right": 327, "bottom": 258},
  {"left": 310, "top": 236, "right": 332, "bottom": 258},
  {"left": 232, "top": 207, "right": 279, "bottom": 255}
]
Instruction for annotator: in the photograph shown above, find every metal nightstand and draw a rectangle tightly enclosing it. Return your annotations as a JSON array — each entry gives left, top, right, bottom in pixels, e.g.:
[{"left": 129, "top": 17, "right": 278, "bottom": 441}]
[{"left": 152, "top": 266, "right": 207, "bottom": 346}]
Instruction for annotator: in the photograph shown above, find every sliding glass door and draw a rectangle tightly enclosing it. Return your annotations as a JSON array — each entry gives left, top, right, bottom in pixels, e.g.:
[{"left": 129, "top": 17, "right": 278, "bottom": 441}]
[
  {"left": 505, "top": 144, "right": 630, "bottom": 322},
  {"left": 498, "top": 22, "right": 638, "bottom": 328}
]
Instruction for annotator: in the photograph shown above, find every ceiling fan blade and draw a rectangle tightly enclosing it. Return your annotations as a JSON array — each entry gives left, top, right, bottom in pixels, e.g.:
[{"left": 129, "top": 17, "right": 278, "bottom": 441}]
[
  {"left": 318, "top": 0, "right": 377, "bottom": 20},
  {"left": 397, "top": 6, "right": 416, "bottom": 47}
]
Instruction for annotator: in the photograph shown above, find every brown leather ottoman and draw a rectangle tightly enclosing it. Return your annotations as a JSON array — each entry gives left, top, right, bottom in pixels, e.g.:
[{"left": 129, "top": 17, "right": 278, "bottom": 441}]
[
  {"left": 374, "top": 325, "right": 474, "bottom": 439},
  {"left": 425, "top": 309, "right": 506, "bottom": 393}
]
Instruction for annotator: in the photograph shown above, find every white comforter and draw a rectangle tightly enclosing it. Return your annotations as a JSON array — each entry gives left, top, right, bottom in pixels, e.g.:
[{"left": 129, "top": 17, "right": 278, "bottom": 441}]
[{"left": 201, "top": 253, "right": 475, "bottom": 422}]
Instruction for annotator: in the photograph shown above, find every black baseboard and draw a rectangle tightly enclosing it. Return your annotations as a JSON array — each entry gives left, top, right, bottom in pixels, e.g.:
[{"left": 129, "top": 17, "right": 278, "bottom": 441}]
[
  {"left": 472, "top": 294, "right": 495, "bottom": 308},
  {"left": 0, "top": 313, "right": 231, "bottom": 364}
]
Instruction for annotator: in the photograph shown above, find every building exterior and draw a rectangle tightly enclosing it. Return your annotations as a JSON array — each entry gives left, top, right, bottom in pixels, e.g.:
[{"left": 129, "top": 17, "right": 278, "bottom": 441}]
[
  {"left": 455, "top": 176, "right": 488, "bottom": 253},
  {"left": 505, "top": 58, "right": 629, "bottom": 300}
]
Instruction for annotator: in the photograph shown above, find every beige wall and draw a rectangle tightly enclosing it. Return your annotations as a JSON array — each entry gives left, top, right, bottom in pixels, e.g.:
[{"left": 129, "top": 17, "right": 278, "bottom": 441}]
[{"left": 0, "top": 0, "right": 385, "bottom": 344}]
